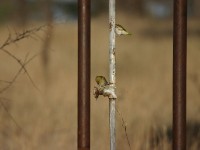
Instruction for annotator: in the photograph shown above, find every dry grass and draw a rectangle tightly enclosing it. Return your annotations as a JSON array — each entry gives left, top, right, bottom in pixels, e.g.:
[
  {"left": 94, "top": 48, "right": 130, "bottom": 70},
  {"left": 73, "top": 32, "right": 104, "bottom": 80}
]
[{"left": 0, "top": 14, "right": 200, "bottom": 149}]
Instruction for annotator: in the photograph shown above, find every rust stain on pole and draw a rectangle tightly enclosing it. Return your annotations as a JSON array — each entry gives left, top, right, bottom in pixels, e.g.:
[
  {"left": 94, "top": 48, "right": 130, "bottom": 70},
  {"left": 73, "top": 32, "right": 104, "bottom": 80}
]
[
  {"left": 78, "top": 0, "right": 90, "bottom": 149},
  {"left": 173, "top": 0, "right": 187, "bottom": 149}
]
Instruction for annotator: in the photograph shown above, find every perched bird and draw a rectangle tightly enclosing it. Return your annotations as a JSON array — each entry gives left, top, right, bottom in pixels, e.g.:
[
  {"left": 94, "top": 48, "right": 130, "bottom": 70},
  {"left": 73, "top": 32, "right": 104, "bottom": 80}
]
[
  {"left": 115, "top": 24, "right": 131, "bottom": 36},
  {"left": 95, "top": 76, "right": 109, "bottom": 87}
]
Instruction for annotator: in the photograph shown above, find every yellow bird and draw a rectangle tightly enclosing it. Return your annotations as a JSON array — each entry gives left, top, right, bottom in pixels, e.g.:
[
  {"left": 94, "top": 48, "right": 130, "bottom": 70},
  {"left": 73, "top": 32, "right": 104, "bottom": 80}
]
[
  {"left": 95, "top": 76, "right": 109, "bottom": 87},
  {"left": 115, "top": 24, "right": 131, "bottom": 36}
]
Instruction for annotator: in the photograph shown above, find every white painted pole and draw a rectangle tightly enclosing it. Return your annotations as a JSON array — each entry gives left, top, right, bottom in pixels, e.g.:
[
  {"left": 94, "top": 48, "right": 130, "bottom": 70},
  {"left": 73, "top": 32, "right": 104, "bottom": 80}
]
[{"left": 109, "top": 0, "right": 116, "bottom": 149}]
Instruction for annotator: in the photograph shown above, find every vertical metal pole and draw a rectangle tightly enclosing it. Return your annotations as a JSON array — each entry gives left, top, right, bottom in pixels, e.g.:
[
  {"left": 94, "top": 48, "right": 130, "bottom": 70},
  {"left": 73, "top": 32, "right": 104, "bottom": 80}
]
[
  {"left": 173, "top": 0, "right": 187, "bottom": 149},
  {"left": 78, "top": 0, "right": 90, "bottom": 149},
  {"left": 109, "top": 0, "right": 116, "bottom": 149}
]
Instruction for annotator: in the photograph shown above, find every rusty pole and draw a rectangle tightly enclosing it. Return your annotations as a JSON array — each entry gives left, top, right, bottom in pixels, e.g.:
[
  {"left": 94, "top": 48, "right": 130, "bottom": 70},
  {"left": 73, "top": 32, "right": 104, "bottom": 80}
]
[
  {"left": 173, "top": 0, "right": 187, "bottom": 149},
  {"left": 78, "top": 0, "right": 90, "bottom": 149}
]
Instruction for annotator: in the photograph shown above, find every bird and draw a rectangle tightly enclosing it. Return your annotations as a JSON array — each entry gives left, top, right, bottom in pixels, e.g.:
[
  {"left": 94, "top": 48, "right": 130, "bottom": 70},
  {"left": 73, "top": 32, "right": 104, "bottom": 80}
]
[
  {"left": 95, "top": 76, "right": 109, "bottom": 87},
  {"left": 115, "top": 24, "right": 131, "bottom": 36}
]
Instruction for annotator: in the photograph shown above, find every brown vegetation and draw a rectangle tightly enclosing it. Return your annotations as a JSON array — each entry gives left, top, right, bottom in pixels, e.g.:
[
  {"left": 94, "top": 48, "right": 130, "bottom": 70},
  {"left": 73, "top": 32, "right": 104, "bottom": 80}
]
[{"left": 0, "top": 14, "right": 200, "bottom": 149}]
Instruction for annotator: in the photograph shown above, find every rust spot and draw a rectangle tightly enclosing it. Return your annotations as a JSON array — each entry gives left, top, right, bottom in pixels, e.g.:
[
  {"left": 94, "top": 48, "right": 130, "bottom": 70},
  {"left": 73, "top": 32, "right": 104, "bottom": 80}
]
[
  {"left": 113, "top": 48, "right": 116, "bottom": 55},
  {"left": 109, "top": 23, "right": 112, "bottom": 30}
]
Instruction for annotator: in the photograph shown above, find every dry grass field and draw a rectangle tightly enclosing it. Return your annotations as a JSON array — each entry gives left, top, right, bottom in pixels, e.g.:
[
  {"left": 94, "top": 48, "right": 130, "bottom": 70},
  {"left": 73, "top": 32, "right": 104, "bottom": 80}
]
[{"left": 0, "top": 13, "right": 200, "bottom": 149}]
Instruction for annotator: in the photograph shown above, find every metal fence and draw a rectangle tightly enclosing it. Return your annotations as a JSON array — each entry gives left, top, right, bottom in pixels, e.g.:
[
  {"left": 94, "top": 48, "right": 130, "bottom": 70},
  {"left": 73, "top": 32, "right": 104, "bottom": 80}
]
[{"left": 78, "top": 0, "right": 187, "bottom": 150}]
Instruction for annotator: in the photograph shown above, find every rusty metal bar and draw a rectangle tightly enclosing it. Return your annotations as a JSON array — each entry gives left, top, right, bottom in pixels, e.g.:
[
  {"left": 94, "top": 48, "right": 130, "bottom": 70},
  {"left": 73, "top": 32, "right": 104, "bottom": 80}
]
[
  {"left": 78, "top": 0, "right": 90, "bottom": 149},
  {"left": 173, "top": 0, "right": 187, "bottom": 149}
]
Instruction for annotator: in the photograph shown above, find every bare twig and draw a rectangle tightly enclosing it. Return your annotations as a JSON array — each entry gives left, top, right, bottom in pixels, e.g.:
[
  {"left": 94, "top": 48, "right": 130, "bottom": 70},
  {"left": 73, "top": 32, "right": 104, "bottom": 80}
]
[
  {"left": 0, "top": 25, "right": 47, "bottom": 94},
  {"left": 0, "top": 25, "right": 47, "bottom": 49},
  {"left": 0, "top": 97, "right": 22, "bottom": 131},
  {"left": 0, "top": 80, "right": 12, "bottom": 84},
  {"left": 116, "top": 105, "right": 132, "bottom": 150},
  {"left": 0, "top": 53, "right": 40, "bottom": 94},
  {"left": 0, "top": 25, "right": 48, "bottom": 149},
  {"left": 0, "top": 97, "right": 31, "bottom": 148}
]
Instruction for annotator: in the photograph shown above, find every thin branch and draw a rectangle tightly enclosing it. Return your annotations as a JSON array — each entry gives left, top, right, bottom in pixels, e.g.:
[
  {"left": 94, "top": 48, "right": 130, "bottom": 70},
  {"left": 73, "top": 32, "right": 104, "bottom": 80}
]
[
  {"left": 0, "top": 53, "right": 40, "bottom": 94},
  {"left": 0, "top": 25, "right": 47, "bottom": 94},
  {"left": 23, "top": 51, "right": 30, "bottom": 63},
  {"left": 0, "top": 25, "right": 47, "bottom": 50},
  {"left": 1, "top": 49, "right": 40, "bottom": 92},
  {"left": 0, "top": 97, "right": 23, "bottom": 131},
  {"left": 0, "top": 80, "right": 12, "bottom": 84},
  {"left": 116, "top": 105, "right": 132, "bottom": 150},
  {"left": 0, "top": 97, "right": 32, "bottom": 147}
]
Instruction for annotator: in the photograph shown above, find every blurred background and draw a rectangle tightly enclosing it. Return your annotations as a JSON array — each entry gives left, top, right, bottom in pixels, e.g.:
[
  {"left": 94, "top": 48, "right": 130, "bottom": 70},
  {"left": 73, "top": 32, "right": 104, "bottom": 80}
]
[{"left": 0, "top": 0, "right": 200, "bottom": 149}]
